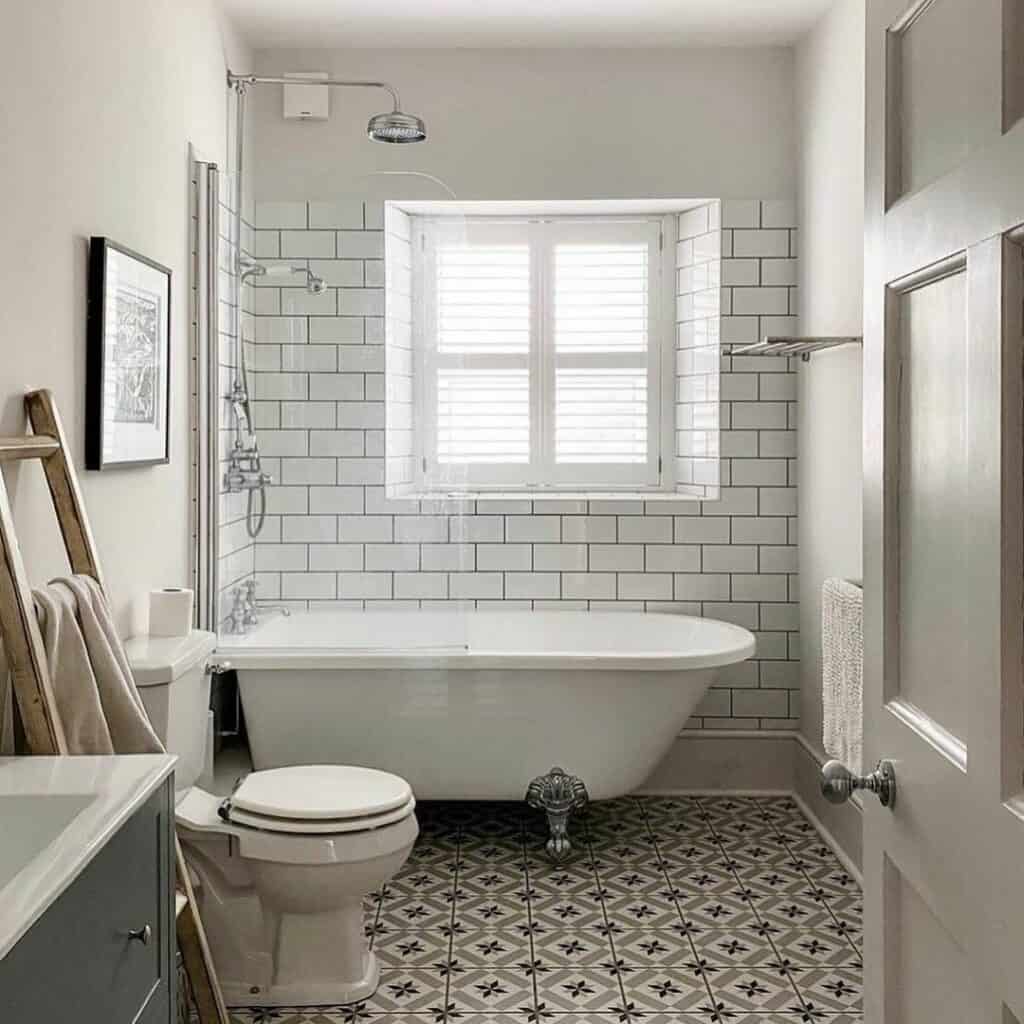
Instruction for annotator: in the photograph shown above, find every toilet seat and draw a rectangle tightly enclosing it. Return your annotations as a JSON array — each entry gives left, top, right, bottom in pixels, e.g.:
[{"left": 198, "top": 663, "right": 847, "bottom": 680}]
[
  {"left": 232, "top": 764, "right": 413, "bottom": 820},
  {"left": 220, "top": 765, "right": 416, "bottom": 836},
  {"left": 226, "top": 794, "right": 417, "bottom": 834}
]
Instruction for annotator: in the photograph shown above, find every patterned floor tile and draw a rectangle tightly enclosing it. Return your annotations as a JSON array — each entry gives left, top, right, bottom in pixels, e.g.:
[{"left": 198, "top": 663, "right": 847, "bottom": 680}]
[
  {"left": 770, "top": 928, "right": 862, "bottom": 967},
  {"left": 617, "top": 968, "right": 710, "bottom": 1012},
  {"left": 229, "top": 797, "right": 860, "bottom": 1024},
  {"left": 657, "top": 1016, "right": 863, "bottom": 1024},
  {"left": 759, "top": 894, "right": 837, "bottom": 930},
  {"left": 676, "top": 892, "right": 759, "bottom": 929},
  {"left": 653, "top": 840, "right": 727, "bottom": 871},
  {"left": 372, "top": 928, "right": 453, "bottom": 969},
  {"left": 446, "top": 969, "right": 536, "bottom": 1013},
  {"left": 613, "top": 928, "right": 693, "bottom": 967},
  {"left": 379, "top": 896, "right": 454, "bottom": 931},
  {"left": 792, "top": 967, "right": 864, "bottom": 1013},
  {"left": 706, "top": 967, "right": 802, "bottom": 1014},
  {"left": 458, "top": 868, "right": 527, "bottom": 897},
  {"left": 532, "top": 929, "right": 616, "bottom": 967},
  {"left": 603, "top": 892, "right": 681, "bottom": 930},
  {"left": 386, "top": 866, "right": 458, "bottom": 895},
  {"left": 528, "top": 860, "right": 598, "bottom": 888},
  {"left": 462, "top": 929, "right": 544, "bottom": 967},
  {"left": 535, "top": 895, "right": 607, "bottom": 926},
  {"left": 533, "top": 969, "right": 626, "bottom": 1012},
  {"left": 455, "top": 894, "right": 530, "bottom": 929},
  {"left": 688, "top": 928, "right": 779, "bottom": 967},
  {"left": 594, "top": 862, "right": 665, "bottom": 889},
  {"left": 367, "top": 971, "right": 450, "bottom": 1013},
  {"left": 662, "top": 866, "right": 738, "bottom": 895}
]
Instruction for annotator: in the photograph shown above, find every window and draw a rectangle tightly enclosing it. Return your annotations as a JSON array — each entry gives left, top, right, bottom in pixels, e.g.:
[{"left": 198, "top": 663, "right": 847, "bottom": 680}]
[{"left": 413, "top": 216, "right": 668, "bottom": 492}]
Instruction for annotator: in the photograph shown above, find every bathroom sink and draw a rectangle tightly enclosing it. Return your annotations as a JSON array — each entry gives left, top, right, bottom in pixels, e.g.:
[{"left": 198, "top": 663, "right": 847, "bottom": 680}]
[
  {"left": 0, "top": 755, "right": 175, "bottom": 960},
  {"left": 0, "top": 794, "right": 93, "bottom": 893}
]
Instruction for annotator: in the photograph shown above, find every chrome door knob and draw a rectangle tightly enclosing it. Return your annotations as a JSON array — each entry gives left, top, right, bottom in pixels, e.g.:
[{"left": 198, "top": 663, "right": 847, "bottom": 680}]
[
  {"left": 821, "top": 759, "right": 896, "bottom": 808},
  {"left": 127, "top": 924, "right": 152, "bottom": 945}
]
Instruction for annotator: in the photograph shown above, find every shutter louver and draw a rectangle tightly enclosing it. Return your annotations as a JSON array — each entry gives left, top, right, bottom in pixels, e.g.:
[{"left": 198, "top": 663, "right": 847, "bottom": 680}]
[
  {"left": 553, "top": 241, "right": 651, "bottom": 472},
  {"left": 437, "top": 244, "right": 530, "bottom": 354},
  {"left": 554, "top": 243, "right": 649, "bottom": 354},
  {"left": 555, "top": 367, "right": 648, "bottom": 463},
  {"left": 437, "top": 367, "right": 530, "bottom": 464}
]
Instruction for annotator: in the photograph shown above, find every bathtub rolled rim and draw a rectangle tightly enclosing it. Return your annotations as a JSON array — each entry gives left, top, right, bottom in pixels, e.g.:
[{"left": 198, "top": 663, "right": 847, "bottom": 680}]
[{"left": 215, "top": 610, "right": 757, "bottom": 673}]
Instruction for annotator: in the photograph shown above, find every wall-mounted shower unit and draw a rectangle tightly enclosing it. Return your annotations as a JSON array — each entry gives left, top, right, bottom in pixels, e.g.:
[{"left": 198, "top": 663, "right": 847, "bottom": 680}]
[{"left": 223, "top": 71, "right": 428, "bottom": 538}]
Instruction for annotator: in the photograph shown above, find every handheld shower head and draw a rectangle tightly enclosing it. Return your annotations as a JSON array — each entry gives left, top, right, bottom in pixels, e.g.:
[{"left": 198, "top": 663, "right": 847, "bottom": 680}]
[
  {"left": 240, "top": 259, "right": 326, "bottom": 295},
  {"left": 368, "top": 109, "right": 427, "bottom": 144}
]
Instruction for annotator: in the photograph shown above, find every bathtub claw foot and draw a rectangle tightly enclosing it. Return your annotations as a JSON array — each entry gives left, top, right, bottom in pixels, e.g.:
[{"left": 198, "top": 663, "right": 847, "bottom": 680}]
[{"left": 526, "top": 767, "right": 589, "bottom": 862}]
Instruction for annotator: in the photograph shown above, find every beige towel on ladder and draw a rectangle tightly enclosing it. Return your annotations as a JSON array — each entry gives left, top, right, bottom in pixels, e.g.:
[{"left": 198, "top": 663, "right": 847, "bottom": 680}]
[
  {"left": 31, "top": 575, "right": 162, "bottom": 755},
  {"left": 822, "top": 577, "right": 863, "bottom": 775}
]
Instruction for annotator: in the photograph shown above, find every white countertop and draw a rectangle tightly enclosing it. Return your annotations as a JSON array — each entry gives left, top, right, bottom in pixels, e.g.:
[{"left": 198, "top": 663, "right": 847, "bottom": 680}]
[{"left": 0, "top": 754, "right": 176, "bottom": 960}]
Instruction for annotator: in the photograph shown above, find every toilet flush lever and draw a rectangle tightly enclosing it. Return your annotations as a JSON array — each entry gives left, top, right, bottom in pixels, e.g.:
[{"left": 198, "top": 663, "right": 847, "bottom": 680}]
[{"left": 821, "top": 759, "right": 896, "bottom": 808}]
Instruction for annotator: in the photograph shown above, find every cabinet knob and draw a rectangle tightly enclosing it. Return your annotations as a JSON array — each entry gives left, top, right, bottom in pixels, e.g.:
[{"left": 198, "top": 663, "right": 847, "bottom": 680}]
[{"left": 128, "top": 924, "right": 152, "bottom": 945}]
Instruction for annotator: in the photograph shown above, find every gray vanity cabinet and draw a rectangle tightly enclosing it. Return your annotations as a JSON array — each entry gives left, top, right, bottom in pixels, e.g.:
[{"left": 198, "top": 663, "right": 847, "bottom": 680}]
[{"left": 0, "top": 775, "right": 176, "bottom": 1023}]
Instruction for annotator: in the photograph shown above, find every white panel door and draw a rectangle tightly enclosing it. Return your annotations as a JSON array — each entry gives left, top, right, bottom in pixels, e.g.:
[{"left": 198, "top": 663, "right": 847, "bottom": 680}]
[{"left": 864, "top": 1, "right": 1024, "bottom": 1021}]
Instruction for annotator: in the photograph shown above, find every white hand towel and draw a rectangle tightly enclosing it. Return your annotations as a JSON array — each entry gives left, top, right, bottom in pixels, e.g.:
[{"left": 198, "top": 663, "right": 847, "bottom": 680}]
[{"left": 822, "top": 577, "right": 863, "bottom": 776}]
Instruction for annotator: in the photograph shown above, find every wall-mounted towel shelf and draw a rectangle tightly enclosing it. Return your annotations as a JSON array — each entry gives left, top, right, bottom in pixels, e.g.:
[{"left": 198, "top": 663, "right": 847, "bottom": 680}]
[{"left": 728, "top": 336, "right": 864, "bottom": 361}]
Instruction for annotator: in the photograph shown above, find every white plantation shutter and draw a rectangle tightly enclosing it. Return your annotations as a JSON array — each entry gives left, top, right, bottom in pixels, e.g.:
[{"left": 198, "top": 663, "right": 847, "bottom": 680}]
[
  {"left": 416, "top": 217, "right": 662, "bottom": 491},
  {"left": 554, "top": 367, "right": 648, "bottom": 463},
  {"left": 547, "top": 223, "right": 658, "bottom": 485},
  {"left": 436, "top": 367, "right": 530, "bottom": 464},
  {"left": 436, "top": 242, "right": 530, "bottom": 355}
]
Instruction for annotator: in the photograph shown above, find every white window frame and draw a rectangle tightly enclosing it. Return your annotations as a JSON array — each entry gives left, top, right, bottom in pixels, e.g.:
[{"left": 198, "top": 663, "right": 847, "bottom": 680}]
[{"left": 413, "top": 214, "right": 674, "bottom": 494}]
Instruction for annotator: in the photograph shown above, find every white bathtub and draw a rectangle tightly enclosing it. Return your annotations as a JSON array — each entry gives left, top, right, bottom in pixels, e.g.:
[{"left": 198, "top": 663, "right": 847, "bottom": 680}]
[{"left": 218, "top": 610, "right": 755, "bottom": 801}]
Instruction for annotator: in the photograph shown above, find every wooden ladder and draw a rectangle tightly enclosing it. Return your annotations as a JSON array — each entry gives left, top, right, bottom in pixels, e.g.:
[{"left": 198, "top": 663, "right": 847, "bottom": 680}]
[{"left": 0, "top": 389, "right": 229, "bottom": 1024}]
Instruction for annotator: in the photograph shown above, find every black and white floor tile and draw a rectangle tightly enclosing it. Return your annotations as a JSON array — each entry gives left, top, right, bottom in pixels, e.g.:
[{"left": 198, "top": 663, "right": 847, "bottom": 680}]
[{"left": 229, "top": 796, "right": 863, "bottom": 1024}]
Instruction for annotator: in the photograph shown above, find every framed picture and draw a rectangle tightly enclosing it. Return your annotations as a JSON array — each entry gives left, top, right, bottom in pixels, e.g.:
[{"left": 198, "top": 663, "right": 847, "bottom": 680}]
[{"left": 86, "top": 237, "right": 171, "bottom": 469}]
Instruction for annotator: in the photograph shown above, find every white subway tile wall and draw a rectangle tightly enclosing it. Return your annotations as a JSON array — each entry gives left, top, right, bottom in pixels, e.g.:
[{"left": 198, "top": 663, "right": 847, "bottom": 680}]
[
  {"left": 675, "top": 201, "right": 722, "bottom": 498},
  {"left": 242, "top": 199, "right": 799, "bottom": 730}
]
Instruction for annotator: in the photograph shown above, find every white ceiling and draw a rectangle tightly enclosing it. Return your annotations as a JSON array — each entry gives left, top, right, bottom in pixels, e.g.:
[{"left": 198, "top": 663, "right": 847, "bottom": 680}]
[{"left": 222, "top": 0, "right": 835, "bottom": 50}]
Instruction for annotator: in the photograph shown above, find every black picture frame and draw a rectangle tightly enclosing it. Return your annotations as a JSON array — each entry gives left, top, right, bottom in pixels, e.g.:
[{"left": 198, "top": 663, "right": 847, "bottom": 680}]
[{"left": 86, "top": 237, "right": 172, "bottom": 469}]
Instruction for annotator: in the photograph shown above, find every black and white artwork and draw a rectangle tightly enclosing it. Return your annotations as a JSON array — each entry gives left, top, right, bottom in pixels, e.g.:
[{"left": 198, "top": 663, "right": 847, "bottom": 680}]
[{"left": 86, "top": 237, "right": 171, "bottom": 468}]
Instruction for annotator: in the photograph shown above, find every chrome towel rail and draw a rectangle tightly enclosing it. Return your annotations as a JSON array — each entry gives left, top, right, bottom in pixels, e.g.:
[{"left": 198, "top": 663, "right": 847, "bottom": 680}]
[{"left": 727, "top": 336, "right": 863, "bottom": 361}]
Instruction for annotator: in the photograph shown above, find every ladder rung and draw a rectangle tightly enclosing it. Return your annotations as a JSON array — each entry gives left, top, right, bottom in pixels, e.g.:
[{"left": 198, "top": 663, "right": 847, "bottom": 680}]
[{"left": 0, "top": 435, "right": 60, "bottom": 462}]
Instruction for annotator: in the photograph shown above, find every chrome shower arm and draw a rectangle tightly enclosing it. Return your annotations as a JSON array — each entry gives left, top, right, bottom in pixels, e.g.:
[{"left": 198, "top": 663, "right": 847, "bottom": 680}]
[{"left": 227, "top": 72, "right": 402, "bottom": 112}]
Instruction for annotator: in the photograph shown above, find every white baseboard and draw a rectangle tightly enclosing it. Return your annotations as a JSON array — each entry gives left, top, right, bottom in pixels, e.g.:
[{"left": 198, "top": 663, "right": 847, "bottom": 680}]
[
  {"left": 790, "top": 788, "right": 863, "bottom": 886},
  {"left": 638, "top": 730, "right": 863, "bottom": 874}
]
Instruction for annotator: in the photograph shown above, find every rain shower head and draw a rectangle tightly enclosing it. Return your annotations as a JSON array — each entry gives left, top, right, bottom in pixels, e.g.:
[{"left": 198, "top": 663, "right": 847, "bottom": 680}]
[
  {"left": 228, "top": 72, "right": 427, "bottom": 144},
  {"left": 368, "top": 109, "right": 427, "bottom": 144}
]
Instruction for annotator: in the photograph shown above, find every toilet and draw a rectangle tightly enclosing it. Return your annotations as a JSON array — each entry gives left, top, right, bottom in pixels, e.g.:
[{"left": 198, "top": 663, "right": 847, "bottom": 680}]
[{"left": 127, "top": 629, "right": 418, "bottom": 1008}]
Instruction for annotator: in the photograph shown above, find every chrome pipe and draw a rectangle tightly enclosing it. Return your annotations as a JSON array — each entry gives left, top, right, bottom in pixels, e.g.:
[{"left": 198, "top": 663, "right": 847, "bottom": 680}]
[
  {"left": 206, "top": 163, "right": 221, "bottom": 627},
  {"left": 227, "top": 71, "right": 402, "bottom": 112},
  {"left": 190, "top": 158, "right": 221, "bottom": 630}
]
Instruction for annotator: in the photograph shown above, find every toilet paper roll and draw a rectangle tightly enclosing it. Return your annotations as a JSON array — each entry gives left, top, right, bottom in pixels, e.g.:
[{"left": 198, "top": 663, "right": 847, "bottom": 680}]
[{"left": 149, "top": 588, "right": 194, "bottom": 638}]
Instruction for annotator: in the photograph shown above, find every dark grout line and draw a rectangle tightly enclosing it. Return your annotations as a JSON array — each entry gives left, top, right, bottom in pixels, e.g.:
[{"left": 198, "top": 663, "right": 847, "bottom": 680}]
[
  {"left": 768, "top": 804, "right": 863, "bottom": 966},
  {"left": 636, "top": 796, "right": 722, "bottom": 1017},
  {"left": 695, "top": 795, "right": 809, "bottom": 1015},
  {"left": 579, "top": 806, "right": 633, "bottom": 1017}
]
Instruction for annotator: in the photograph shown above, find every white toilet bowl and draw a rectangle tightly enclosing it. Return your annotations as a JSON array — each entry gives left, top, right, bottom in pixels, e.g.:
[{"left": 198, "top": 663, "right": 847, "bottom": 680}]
[
  {"left": 177, "top": 766, "right": 417, "bottom": 1007},
  {"left": 126, "top": 631, "right": 418, "bottom": 1007}
]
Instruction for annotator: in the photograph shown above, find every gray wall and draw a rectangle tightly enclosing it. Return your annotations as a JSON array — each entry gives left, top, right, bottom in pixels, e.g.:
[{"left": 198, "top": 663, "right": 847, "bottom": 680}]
[
  {"left": 795, "top": 0, "right": 866, "bottom": 757},
  {"left": 0, "top": 1, "right": 247, "bottom": 632},
  {"left": 246, "top": 48, "right": 797, "bottom": 202}
]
